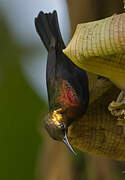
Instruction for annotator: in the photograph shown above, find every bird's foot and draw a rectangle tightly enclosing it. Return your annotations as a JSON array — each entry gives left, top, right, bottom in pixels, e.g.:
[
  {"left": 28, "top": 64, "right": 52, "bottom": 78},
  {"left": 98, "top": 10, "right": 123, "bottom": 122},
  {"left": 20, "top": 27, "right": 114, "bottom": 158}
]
[{"left": 108, "top": 91, "right": 125, "bottom": 127}]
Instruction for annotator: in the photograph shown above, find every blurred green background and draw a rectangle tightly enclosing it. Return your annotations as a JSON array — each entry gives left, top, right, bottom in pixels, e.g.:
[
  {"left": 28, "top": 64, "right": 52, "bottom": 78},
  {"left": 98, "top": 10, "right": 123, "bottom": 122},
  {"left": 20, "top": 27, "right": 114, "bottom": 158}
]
[
  {"left": 1, "top": 0, "right": 125, "bottom": 180},
  {"left": 0, "top": 8, "right": 46, "bottom": 180}
]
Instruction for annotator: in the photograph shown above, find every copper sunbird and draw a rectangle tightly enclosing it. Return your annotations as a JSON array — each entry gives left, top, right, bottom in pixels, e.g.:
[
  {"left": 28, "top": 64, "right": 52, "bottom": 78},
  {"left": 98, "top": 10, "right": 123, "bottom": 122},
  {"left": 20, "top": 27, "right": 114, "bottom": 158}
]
[{"left": 35, "top": 10, "right": 89, "bottom": 154}]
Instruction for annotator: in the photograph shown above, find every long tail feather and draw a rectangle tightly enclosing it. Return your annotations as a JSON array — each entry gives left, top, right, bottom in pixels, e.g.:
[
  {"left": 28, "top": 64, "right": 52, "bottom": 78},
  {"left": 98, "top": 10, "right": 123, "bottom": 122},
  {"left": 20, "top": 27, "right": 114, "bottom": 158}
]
[{"left": 35, "top": 10, "right": 65, "bottom": 51}]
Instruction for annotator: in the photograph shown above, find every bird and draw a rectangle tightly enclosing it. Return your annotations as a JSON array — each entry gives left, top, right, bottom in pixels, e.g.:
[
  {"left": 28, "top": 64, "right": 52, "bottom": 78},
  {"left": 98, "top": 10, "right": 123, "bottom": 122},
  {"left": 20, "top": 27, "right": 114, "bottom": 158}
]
[{"left": 35, "top": 10, "right": 89, "bottom": 155}]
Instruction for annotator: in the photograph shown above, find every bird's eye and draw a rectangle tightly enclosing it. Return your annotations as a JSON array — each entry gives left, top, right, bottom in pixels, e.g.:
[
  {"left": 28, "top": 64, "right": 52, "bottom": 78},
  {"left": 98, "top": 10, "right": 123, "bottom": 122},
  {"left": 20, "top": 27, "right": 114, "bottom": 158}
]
[
  {"left": 60, "top": 110, "right": 64, "bottom": 115},
  {"left": 60, "top": 123, "right": 65, "bottom": 130}
]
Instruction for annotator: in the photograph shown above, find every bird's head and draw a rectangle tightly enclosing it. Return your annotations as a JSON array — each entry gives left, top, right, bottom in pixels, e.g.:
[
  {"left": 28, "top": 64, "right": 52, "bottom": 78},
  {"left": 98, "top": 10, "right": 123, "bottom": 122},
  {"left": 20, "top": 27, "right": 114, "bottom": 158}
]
[{"left": 45, "top": 108, "right": 76, "bottom": 155}]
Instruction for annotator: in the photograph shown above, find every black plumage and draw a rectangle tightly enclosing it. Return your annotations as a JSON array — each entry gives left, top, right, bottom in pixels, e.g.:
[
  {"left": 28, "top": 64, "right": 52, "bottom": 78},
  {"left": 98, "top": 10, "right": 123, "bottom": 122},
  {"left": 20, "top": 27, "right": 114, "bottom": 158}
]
[{"left": 35, "top": 11, "right": 89, "bottom": 154}]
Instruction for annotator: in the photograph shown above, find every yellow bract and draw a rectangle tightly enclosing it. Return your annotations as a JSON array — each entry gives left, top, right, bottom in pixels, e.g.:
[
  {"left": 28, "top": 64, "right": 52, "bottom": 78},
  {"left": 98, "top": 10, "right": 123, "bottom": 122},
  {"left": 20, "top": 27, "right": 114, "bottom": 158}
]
[
  {"left": 63, "top": 13, "right": 125, "bottom": 160},
  {"left": 63, "top": 13, "right": 125, "bottom": 89}
]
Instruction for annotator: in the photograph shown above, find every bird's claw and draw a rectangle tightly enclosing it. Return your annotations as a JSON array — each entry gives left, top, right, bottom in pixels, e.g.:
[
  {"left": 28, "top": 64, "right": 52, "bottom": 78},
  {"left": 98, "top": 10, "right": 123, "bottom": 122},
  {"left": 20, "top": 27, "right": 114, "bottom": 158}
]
[{"left": 108, "top": 91, "right": 125, "bottom": 127}]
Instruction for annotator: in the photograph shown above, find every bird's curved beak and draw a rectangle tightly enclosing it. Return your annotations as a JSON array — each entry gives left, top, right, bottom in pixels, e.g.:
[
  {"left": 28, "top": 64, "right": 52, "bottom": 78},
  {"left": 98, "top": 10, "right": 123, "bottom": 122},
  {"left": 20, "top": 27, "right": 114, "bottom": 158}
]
[{"left": 62, "top": 131, "right": 77, "bottom": 156}]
